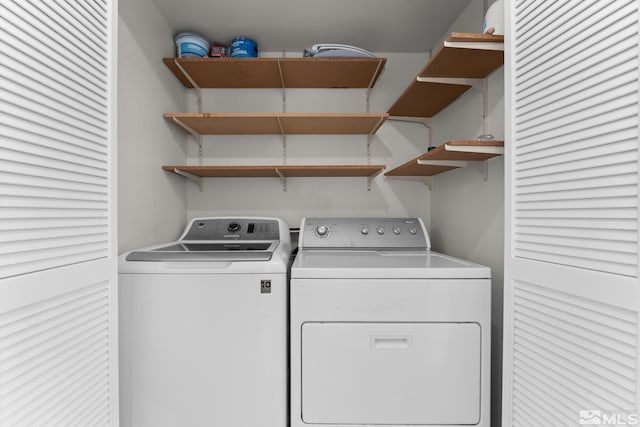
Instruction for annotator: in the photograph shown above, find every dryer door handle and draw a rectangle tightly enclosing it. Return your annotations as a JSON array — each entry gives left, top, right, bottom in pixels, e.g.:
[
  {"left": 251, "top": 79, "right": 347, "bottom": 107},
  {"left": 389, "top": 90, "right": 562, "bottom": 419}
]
[{"left": 369, "top": 332, "right": 412, "bottom": 350}]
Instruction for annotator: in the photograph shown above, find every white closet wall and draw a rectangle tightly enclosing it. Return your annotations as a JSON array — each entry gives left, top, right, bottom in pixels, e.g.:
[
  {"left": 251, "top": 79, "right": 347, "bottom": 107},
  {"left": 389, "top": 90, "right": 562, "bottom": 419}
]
[
  {"left": 118, "top": 0, "right": 188, "bottom": 254},
  {"left": 429, "top": 2, "right": 506, "bottom": 426},
  {"left": 184, "top": 52, "right": 433, "bottom": 228}
]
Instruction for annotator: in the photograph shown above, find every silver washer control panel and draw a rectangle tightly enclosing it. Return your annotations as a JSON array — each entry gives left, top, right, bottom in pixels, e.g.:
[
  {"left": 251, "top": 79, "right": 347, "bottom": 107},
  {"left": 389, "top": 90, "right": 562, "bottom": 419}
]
[
  {"left": 182, "top": 218, "right": 280, "bottom": 241},
  {"left": 299, "top": 218, "right": 430, "bottom": 250}
]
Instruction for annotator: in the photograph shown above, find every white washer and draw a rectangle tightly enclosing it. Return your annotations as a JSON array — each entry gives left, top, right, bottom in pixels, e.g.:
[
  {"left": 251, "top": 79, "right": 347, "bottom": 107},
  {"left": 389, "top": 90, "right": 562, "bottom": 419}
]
[
  {"left": 290, "top": 217, "right": 491, "bottom": 427},
  {"left": 119, "top": 217, "right": 290, "bottom": 427}
]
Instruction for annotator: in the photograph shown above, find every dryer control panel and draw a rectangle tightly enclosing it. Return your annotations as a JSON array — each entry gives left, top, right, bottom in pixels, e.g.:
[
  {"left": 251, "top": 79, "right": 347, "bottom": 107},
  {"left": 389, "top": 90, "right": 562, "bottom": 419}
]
[{"left": 299, "top": 218, "right": 431, "bottom": 250}]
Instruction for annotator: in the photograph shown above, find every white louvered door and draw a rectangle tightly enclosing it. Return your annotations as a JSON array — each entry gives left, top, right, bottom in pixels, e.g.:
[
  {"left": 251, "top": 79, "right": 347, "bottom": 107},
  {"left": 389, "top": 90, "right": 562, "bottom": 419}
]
[
  {"left": 503, "top": 1, "right": 640, "bottom": 426},
  {"left": 0, "top": 1, "right": 118, "bottom": 426}
]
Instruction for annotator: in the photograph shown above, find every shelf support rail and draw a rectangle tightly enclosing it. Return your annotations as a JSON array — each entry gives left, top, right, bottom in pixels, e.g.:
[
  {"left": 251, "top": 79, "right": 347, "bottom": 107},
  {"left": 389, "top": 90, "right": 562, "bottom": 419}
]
[
  {"left": 276, "top": 116, "right": 288, "bottom": 173},
  {"left": 172, "top": 168, "right": 203, "bottom": 191},
  {"left": 482, "top": 78, "right": 489, "bottom": 137},
  {"left": 366, "top": 135, "right": 372, "bottom": 192}
]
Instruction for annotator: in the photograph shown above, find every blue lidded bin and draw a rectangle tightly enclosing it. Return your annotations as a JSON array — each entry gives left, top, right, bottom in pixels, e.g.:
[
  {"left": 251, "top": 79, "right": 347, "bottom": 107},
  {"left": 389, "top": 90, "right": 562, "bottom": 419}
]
[
  {"left": 230, "top": 37, "right": 258, "bottom": 58},
  {"left": 175, "top": 32, "right": 209, "bottom": 58}
]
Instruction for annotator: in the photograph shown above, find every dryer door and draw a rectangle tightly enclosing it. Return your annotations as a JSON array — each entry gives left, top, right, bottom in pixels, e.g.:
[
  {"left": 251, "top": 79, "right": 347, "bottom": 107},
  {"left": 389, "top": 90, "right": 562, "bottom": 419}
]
[{"left": 301, "top": 322, "right": 481, "bottom": 425}]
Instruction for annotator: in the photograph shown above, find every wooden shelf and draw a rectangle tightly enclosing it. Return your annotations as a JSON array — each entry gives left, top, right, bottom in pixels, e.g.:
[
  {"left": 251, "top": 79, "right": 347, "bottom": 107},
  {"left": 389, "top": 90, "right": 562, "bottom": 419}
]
[
  {"left": 162, "top": 57, "right": 388, "bottom": 185},
  {"left": 388, "top": 32, "right": 504, "bottom": 118},
  {"left": 419, "top": 33, "right": 504, "bottom": 79},
  {"left": 163, "top": 57, "right": 387, "bottom": 89},
  {"left": 164, "top": 112, "right": 389, "bottom": 135},
  {"left": 385, "top": 140, "right": 504, "bottom": 177},
  {"left": 388, "top": 82, "right": 472, "bottom": 119},
  {"left": 163, "top": 164, "right": 386, "bottom": 178}
]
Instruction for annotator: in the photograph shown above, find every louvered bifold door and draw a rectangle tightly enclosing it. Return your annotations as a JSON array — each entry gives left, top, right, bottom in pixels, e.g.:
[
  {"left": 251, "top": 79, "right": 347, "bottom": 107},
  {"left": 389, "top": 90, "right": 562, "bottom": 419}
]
[
  {"left": 503, "top": 1, "right": 640, "bottom": 426},
  {"left": 0, "top": 1, "right": 118, "bottom": 426}
]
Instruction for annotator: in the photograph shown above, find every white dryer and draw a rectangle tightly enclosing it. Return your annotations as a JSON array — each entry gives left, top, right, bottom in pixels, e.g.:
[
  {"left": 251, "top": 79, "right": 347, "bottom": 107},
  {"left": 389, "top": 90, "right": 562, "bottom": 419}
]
[
  {"left": 119, "top": 217, "right": 290, "bottom": 427},
  {"left": 290, "top": 217, "right": 491, "bottom": 427}
]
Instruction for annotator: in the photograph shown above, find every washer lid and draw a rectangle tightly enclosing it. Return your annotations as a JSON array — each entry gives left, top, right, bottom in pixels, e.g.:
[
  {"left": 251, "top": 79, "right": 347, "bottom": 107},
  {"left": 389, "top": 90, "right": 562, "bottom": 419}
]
[
  {"left": 125, "top": 241, "right": 277, "bottom": 262},
  {"left": 291, "top": 250, "right": 490, "bottom": 279}
]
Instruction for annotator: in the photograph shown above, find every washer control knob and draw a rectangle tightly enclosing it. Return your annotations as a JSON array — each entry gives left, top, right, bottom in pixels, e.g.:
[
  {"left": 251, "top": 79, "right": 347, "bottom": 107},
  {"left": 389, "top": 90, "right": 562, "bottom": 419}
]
[
  {"left": 228, "top": 222, "right": 241, "bottom": 233},
  {"left": 376, "top": 226, "right": 385, "bottom": 235},
  {"left": 409, "top": 227, "right": 417, "bottom": 235},
  {"left": 361, "top": 227, "right": 369, "bottom": 235},
  {"left": 393, "top": 227, "right": 401, "bottom": 235},
  {"left": 315, "top": 225, "right": 330, "bottom": 238}
]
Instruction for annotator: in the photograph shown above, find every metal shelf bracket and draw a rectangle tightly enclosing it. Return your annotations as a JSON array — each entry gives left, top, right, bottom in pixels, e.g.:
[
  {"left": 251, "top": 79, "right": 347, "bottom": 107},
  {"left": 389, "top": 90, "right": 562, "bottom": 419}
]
[
  {"left": 443, "top": 40, "right": 504, "bottom": 51},
  {"left": 416, "top": 76, "right": 484, "bottom": 90},
  {"left": 444, "top": 143, "right": 504, "bottom": 155},
  {"left": 387, "top": 116, "right": 432, "bottom": 128},
  {"left": 424, "top": 176, "right": 433, "bottom": 190},
  {"left": 417, "top": 159, "right": 471, "bottom": 168},
  {"left": 172, "top": 168, "right": 203, "bottom": 191},
  {"left": 174, "top": 59, "right": 203, "bottom": 112},
  {"left": 275, "top": 168, "right": 287, "bottom": 192}
]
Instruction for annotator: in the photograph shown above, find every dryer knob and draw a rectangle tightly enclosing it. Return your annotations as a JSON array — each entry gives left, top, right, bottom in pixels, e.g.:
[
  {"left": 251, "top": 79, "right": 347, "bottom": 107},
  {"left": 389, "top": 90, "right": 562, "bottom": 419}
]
[
  {"left": 376, "top": 226, "right": 385, "bottom": 235},
  {"left": 228, "top": 222, "right": 241, "bottom": 233},
  {"left": 315, "top": 225, "right": 330, "bottom": 238},
  {"left": 360, "top": 227, "right": 369, "bottom": 235},
  {"left": 409, "top": 227, "right": 417, "bottom": 235},
  {"left": 393, "top": 227, "right": 401, "bottom": 235}
]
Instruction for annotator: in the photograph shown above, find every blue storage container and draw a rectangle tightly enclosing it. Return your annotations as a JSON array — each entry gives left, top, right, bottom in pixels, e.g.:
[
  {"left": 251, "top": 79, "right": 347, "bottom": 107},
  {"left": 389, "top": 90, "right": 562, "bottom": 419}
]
[{"left": 230, "top": 37, "right": 258, "bottom": 58}]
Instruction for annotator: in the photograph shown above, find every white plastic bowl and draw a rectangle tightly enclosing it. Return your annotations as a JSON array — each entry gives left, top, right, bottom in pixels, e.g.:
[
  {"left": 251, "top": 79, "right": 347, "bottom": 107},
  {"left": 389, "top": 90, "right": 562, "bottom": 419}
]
[{"left": 175, "top": 32, "right": 209, "bottom": 58}]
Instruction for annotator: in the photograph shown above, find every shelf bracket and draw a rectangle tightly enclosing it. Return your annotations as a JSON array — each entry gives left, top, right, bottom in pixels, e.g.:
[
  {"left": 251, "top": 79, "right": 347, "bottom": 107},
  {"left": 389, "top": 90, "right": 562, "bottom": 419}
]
[
  {"left": 275, "top": 168, "right": 287, "bottom": 192},
  {"left": 444, "top": 144, "right": 505, "bottom": 155},
  {"left": 417, "top": 159, "right": 471, "bottom": 168},
  {"left": 171, "top": 116, "right": 201, "bottom": 139},
  {"left": 481, "top": 160, "right": 489, "bottom": 181},
  {"left": 367, "top": 59, "right": 385, "bottom": 90},
  {"left": 416, "top": 76, "right": 484, "bottom": 90},
  {"left": 418, "top": 158, "right": 493, "bottom": 182},
  {"left": 172, "top": 168, "right": 203, "bottom": 191},
  {"left": 174, "top": 59, "right": 203, "bottom": 112},
  {"left": 457, "top": 160, "right": 491, "bottom": 181},
  {"left": 277, "top": 57, "right": 286, "bottom": 91},
  {"left": 443, "top": 40, "right": 504, "bottom": 51},
  {"left": 386, "top": 116, "right": 432, "bottom": 128},
  {"left": 424, "top": 176, "right": 433, "bottom": 191},
  {"left": 172, "top": 116, "right": 205, "bottom": 162}
]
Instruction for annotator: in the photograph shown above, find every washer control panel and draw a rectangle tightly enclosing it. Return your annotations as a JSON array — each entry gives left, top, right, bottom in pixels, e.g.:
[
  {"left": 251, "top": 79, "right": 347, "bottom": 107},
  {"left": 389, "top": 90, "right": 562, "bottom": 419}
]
[
  {"left": 182, "top": 218, "right": 280, "bottom": 240},
  {"left": 300, "top": 218, "right": 430, "bottom": 249}
]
